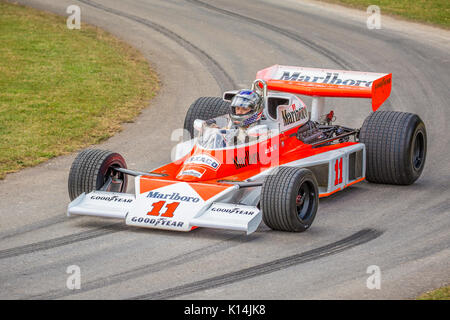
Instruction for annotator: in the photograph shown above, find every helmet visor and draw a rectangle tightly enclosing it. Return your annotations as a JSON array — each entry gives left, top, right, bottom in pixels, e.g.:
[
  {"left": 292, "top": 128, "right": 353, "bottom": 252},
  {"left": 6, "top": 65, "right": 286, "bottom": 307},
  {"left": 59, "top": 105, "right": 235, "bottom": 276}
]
[{"left": 230, "top": 96, "right": 255, "bottom": 116}]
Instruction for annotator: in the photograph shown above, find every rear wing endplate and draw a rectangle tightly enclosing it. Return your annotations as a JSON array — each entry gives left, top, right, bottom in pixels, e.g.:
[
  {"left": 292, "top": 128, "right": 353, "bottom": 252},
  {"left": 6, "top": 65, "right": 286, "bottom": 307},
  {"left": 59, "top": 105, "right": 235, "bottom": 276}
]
[{"left": 256, "top": 65, "right": 392, "bottom": 111}]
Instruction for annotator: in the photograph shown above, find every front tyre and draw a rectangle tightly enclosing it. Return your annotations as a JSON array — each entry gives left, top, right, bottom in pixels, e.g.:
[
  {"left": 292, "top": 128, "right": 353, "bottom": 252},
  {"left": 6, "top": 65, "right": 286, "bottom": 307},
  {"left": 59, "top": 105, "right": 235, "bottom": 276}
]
[
  {"left": 359, "top": 111, "right": 427, "bottom": 185},
  {"left": 261, "top": 167, "right": 319, "bottom": 232},
  {"left": 68, "top": 149, "right": 128, "bottom": 201}
]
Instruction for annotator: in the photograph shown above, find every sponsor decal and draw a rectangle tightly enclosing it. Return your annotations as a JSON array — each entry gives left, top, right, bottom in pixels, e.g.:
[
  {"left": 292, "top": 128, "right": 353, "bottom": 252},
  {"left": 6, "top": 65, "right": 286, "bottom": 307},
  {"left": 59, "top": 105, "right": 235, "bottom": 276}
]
[
  {"left": 130, "top": 216, "right": 184, "bottom": 228},
  {"left": 89, "top": 195, "right": 133, "bottom": 203},
  {"left": 147, "top": 191, "right": 200, "bottom": 203},
  {"left": 210, "top": 206, "right": 258, "bottom": 216},
  {"left": 279, "top": 71, "right": 374, "bottom": 87},
  {"left": 234, "top": 150, "right": 260, "bottom": 169},
  {"left": 180, "top": 169, "right": 204, "bottom": 178},
  {"left": 185, "top": 154, "right": 221, "bottom": 170},
  {"left": 281, "top": 105, "right": 308, "bottom": 126}
]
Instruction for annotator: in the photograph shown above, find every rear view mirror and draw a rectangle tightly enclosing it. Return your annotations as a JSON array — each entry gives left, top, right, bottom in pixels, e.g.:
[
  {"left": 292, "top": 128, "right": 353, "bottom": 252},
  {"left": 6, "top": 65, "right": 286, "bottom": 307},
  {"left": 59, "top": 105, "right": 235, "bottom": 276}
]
[{"left": 223, "top": 90, "right": 239, "bottom": 102}]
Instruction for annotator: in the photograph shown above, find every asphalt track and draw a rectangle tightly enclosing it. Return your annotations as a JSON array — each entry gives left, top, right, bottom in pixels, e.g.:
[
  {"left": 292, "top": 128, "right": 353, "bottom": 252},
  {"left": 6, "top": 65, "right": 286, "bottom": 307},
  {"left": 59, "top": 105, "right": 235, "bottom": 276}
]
[{"left": 1, "top": 0, "right": 449, "bottom": 299}]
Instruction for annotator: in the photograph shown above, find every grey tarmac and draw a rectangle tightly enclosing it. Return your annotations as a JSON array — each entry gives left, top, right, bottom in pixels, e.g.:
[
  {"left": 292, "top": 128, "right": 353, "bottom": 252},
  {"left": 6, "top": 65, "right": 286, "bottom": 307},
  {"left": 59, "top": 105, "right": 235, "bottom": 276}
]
[{"left": 0, "top": 0, "right": 449, "bottom": 299}]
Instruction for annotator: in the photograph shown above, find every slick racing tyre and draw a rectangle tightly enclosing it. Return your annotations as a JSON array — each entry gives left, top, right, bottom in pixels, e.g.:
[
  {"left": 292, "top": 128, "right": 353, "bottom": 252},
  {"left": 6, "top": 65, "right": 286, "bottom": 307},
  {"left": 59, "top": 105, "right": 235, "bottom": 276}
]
[
  {"left": 68, "top": 149, "right": 128, "bottom": 201},
  {"left": 261, "top": 167, "right": 319, "bottom": 232},
  {"left": 359, "top": 111, "right": 427, "bottom": 185},
  {"left": 183, "top": 97, "right": 230, "bottom": 138}
]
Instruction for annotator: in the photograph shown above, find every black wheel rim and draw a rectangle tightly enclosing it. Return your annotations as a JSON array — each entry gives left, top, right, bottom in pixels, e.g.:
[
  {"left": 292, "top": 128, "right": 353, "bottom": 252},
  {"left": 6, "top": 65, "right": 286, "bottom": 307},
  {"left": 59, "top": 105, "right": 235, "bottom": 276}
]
[
  {"left": 412, "top": 131, "right": 425, "bottom": 170},
  {"left": 296, "top": 181, "right": 315, "bottom": 221}
]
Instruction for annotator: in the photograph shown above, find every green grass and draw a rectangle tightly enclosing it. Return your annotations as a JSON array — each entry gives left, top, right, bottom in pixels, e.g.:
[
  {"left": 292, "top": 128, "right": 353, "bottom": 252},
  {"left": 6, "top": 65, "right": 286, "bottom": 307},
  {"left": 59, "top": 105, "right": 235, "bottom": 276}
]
[
  {"left": 0, "top": 1, "right": 159, "bottom": 179},
  {"left": 318, "top": 0, "right": 450, "bottom": 28},
  {"left": 417, "top": 285, "right": 450, "bottom": 300}
]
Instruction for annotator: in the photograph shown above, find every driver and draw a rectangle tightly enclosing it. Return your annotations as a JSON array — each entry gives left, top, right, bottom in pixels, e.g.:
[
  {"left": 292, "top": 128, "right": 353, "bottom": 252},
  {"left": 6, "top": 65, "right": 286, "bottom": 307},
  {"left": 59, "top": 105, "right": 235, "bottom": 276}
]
[
  {"left": 201, "top": 89, "right": 264, "bottom": 147},
  {"left": 225, "top": 89, "right": 264, "bottom": 144},
  {"left": 229, "top": 90, "right": 263, "bottom": 127}
]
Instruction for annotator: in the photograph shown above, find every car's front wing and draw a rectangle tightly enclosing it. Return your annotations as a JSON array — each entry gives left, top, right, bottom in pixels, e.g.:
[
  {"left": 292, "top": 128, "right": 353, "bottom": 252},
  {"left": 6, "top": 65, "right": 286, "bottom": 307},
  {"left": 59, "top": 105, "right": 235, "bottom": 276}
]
[{"left": 67, "top": 178, "right": 262, "bottom": 234}]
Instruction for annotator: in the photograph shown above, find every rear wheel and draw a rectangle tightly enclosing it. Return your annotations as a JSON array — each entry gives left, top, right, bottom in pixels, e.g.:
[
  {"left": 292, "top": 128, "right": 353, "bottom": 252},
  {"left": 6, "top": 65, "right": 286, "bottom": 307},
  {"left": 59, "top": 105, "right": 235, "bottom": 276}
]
[
  {"left": 68, "top": 149, "right": 128, "bottom": 201},
  {"left": 359, "top": 111, "right": 427, "bottom": 185},
  {"left": 261, "top": 167, "right": 319, "bottom": 232},
  {"left": 183, "top": 97, "right": 230, "bottom": 138}
]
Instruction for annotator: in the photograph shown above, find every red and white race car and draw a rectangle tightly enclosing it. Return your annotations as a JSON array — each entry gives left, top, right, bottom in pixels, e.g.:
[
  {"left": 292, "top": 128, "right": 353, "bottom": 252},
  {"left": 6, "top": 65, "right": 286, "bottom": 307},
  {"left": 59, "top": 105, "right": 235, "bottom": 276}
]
[{"left": 67, "top": 65, "right": 427, "bottom": 234}]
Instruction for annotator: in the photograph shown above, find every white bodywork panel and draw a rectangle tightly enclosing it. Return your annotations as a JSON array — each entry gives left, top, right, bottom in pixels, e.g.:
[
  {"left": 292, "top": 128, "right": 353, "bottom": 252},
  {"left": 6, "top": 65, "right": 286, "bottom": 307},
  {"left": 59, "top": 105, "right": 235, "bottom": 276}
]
[
  {"left": 190, "top": 202, "right": 261, "bottom": 234},
  {"left": 283, "top": 143, "right": 366, "bottom": 195},
  {"left": 68, "top": 180, "right": 261, "bottom": 235},
  {"left": 67, "top": 191, "right": 135, "bottom": 219},
  {"left": 237, "top": 143, "right": 366, "bottom": 206}
]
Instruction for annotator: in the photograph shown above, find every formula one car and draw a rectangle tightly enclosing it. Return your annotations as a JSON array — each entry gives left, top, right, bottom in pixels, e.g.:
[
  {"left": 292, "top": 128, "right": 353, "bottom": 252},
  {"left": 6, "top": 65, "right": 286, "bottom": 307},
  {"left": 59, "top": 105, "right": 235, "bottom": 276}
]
[{"left": 67, "top": 65, "right": 427, "bottom": 234}]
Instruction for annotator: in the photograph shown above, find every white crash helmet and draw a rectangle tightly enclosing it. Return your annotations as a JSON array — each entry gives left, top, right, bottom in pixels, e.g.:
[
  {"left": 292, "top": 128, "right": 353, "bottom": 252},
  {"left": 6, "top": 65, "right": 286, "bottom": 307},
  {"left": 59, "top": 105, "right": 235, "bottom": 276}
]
[{"left": 229, "top": 89, "right": 263, "bottom": 127}]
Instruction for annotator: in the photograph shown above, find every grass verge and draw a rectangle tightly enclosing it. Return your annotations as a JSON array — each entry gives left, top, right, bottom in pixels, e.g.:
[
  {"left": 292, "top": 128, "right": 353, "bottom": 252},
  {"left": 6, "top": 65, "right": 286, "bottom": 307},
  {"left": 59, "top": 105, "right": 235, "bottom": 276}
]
[
  {"left": 317, "top": 0, "right": 450, "bottom": 28},
  {"left": 0, "top": 1, "right": 159, "bottom": 179},
  {"left": 417, "top": 285, "right": 450, "bottom": 300}
]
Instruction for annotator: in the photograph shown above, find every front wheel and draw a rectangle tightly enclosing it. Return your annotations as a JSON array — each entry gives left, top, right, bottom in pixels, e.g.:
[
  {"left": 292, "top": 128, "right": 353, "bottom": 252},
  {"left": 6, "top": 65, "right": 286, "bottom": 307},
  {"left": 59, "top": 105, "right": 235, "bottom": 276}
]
[
  {"left": 260, "top": 167, "right": 319, "bottom": 232},
  {"left": 68, "top": 149, "right": 128, "bottom": 201}
]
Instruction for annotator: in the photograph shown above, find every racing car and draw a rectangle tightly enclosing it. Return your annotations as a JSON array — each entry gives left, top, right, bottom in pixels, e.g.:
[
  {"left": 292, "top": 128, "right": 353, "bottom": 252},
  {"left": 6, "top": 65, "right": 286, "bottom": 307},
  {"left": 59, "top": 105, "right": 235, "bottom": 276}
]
[{"left": 67, "top": 65, "right": 427, "bottom": 234}]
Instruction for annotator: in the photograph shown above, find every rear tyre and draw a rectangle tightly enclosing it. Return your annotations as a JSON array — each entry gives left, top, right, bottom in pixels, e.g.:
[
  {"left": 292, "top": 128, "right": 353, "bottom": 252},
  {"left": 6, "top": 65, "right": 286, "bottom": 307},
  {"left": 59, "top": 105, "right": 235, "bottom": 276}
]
[
  {"left": 261, "top": 167, "right": 319, "bottom": 232},
  {"left": 359, "top": 111, "right": 427, "bottom": 185},
  {"left": 68, "top": 149, "right": 128, "bottom": 201},
  {"left": 183, "top": 97, "right": 230, "bottom": 138}
]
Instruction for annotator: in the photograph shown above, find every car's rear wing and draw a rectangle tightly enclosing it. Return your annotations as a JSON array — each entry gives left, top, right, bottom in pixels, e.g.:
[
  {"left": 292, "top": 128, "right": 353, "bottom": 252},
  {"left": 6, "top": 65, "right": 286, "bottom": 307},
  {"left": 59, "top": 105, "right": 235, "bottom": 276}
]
[{"left": 256, "top": 65, "right": 392, "bottom": 118}]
